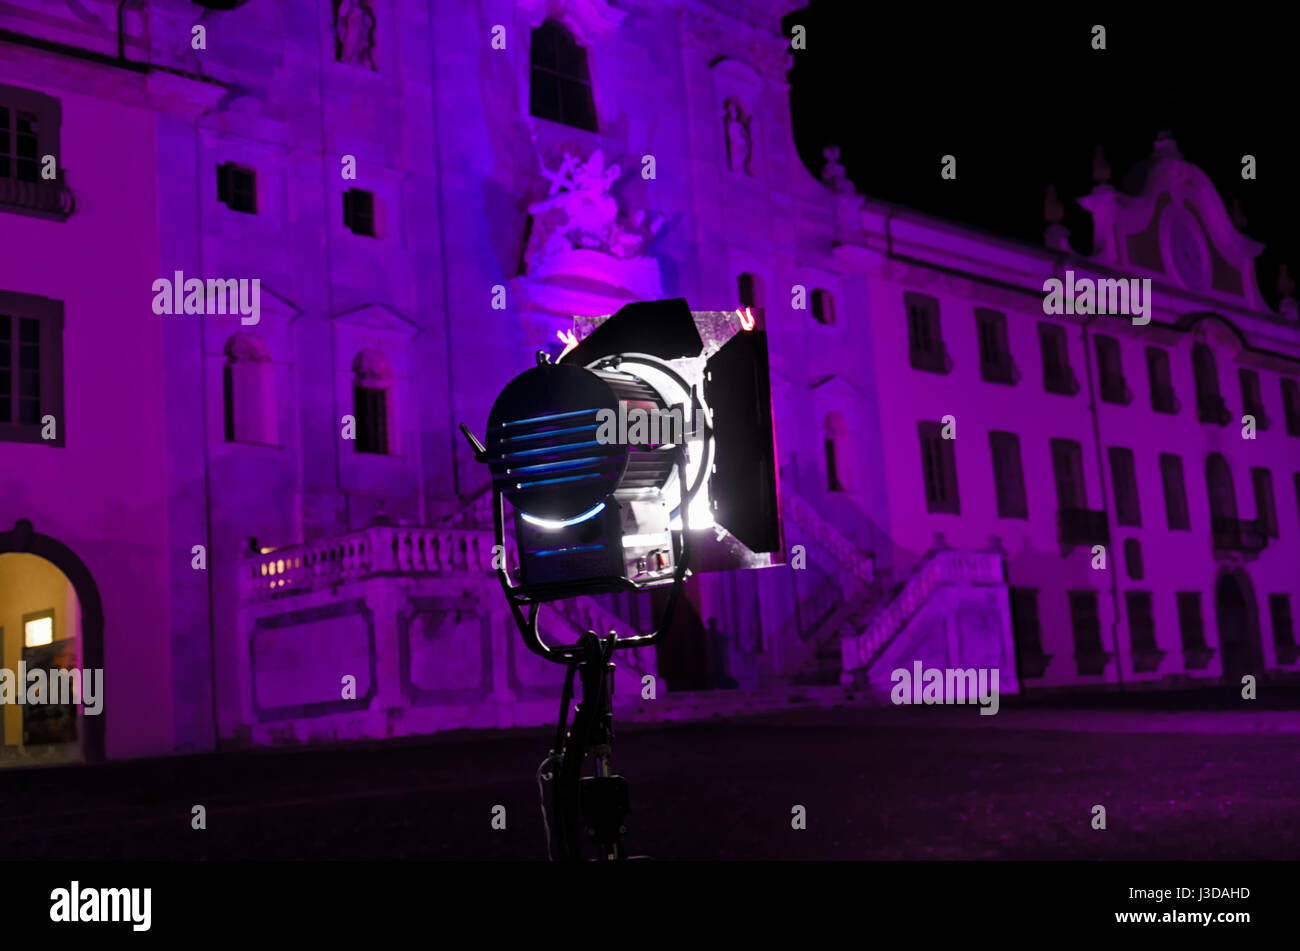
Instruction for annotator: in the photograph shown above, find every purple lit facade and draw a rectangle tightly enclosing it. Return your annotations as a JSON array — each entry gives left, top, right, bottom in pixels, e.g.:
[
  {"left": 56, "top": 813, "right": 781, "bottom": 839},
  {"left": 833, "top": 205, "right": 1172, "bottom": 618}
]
[{"left": 1, "top": 0, "right": 1297, "bottom": 766}]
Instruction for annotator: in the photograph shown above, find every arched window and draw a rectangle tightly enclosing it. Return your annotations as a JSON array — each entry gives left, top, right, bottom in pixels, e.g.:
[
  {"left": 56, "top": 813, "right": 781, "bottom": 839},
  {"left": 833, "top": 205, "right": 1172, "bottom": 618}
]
[
  {"left": 1206, "top": 452, "right": 1237, "bottom": 522},
  {"left": 529, "top": 19, "right": 597, "bottom": 132},
  {"left": 352, "top": 348, "right": 393, "bottom": 454},
  {"left": 1193, "top": 342, "right": 1228, "bottom": 424},
  {"left": 824, "top": 412, "right": 849, "bottom": 492},
  {"left": 223, "top": 333, "right": 276, "bottom": 445}
]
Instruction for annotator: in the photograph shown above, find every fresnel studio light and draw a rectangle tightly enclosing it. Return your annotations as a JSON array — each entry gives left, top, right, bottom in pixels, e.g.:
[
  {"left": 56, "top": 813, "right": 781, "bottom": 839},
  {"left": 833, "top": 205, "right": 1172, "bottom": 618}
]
[{"left": 460, "top": 298, "right": 783, "bottom": 860}]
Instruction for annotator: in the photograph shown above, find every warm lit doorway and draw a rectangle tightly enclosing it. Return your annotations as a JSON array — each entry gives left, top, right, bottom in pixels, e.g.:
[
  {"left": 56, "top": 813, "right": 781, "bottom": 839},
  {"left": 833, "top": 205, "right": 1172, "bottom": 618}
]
[{"left": 0, "top": 552, "right": 84, "bottom": 765}]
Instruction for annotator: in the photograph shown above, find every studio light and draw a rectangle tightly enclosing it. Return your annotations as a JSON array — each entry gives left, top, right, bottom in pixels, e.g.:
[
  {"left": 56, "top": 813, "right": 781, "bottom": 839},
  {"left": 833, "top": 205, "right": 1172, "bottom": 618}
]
[{"left": 459, "top": 297, "right": 783, "bottom": 860}]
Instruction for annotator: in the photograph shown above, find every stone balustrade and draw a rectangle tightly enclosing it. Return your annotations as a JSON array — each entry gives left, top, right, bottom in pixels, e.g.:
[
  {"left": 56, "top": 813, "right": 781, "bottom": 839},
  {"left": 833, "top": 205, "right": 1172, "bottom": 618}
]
[
  {"left": 847, "top": 548, "right": 1005, "bottom": 670},
  {"left": 245, "top": 525, "right": 494, "bottom": 599},
  {"left": 782, "top": 492, "right": 875, "bottom": 586}
]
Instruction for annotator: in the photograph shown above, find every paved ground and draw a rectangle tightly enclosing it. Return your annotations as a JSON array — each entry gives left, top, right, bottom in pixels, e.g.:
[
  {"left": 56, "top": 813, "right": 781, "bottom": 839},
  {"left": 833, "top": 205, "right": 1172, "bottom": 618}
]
[{"left": 1, "top": 695, "right": 1297, "bottom": 860}]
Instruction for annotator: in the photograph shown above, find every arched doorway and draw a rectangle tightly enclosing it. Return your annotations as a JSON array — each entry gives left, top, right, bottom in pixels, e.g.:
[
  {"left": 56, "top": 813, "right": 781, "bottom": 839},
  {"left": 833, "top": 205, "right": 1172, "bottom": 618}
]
[
  {"left": 0, "top": 519, "right": 105, "bottom": 762},
  {"left": 1216, "top": 569, "right": 1263, "bottom": 681}
]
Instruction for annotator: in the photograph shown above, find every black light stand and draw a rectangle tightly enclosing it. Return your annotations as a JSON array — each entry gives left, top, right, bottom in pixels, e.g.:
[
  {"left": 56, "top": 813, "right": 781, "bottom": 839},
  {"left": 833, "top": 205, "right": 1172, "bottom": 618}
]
[{"left": 460, "top": 425, "right": 695, "bottom": 861}]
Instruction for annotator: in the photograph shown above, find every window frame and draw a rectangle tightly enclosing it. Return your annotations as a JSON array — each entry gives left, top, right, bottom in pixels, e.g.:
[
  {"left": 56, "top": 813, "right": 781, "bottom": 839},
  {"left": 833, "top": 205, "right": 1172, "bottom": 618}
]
[
  {"left": 917, "top": 419, "right": 960, "bottom": 514},
  {"left": 1145, "top": 345, "right": 1178, "bottom": 414},
  {"left": 1107, "top": 445, "right": 1141, "bottom": 528},
  {"left": 988, "top": 429, "right": 1028, "bottom": 519},
  {"left": 0, "top": 83, "right": 71, "bottom": 223},
  {"left": 528, "top": 19, "right": 598, "bottom": 132},
  {"left": 1158, "top": 453, "right": 1190, "bottom": 531},
  {"left": 1038, "top": 322, "right": 1078, "bottom": 395},
  {"left": 0, "top": 289, "right": 64, "bottom": 446}
]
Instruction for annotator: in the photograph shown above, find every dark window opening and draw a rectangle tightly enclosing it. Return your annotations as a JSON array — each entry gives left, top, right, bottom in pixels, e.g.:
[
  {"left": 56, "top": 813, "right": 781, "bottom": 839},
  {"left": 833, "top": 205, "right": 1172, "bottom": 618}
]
[
  {"left": 1108, "top": 446, "right": 1141, "bottom": 527},
  {"left": 824, "top": 438, "right": 842, "bottom": 492},
  {"left": 1039, "top": 323, "right": 1077, "bottom": 395},
  {"left": 918, "top": 419, "right": 959, "bottom": 514},
  {"left": 1282, "top": 378, "right": 1300, "bottom": 436},
  {"left": 1270, "top": 594, "right": 1295, "bottom": 648},
  {"left": 1009, "top": 587, "right": 1044, "bottom": 655},
  {"left": 1050, "top": 438, "right": 1086, "bottom": 510},
  {"left": 1193, "top": 342, "right": 1229, "bottom": 425},
  {"left": 1069, "top": 590, "right": 1104, "bottom": 655},
  {"left": 976, "top": 308, "right": 1015, "bottom": 384},
  {"left": 1176, "top": 592, "right": 1207, "bottom": 650},
  {"left": 217, "top": 162, "right": 257, "bottom": 214},
  {"left": 989, "top": 430, "right": 1027, "bottom": 519},
  {"left": 1158, "top": 453, "right": 1190, "bottom": 531},
  {"left": 529, "top": 19, "right": 597, "bottom": 132},
  {"left": 354, "top": 386, "right": 389, "bottom": 454},
  {"left": 811, "top": 289, "right": 835, "bottom": 325},
  {"left": 343, "top": 188, "right": 376, "bottom": 236},
  {"left": 1124, "top": 538, "right": 1144, "bottom": 579},
  {"left": 906, "top": 292, "right": 949, "bottom": 374},
  {"left": 1239, "top": 369, "right": 1269, "bottom": 429},
  {"left": 1252, "top": 467, "right": 1278, "bottom": 538},
  {"left": 1095, "top": 335, "right": 1131, "bottom": 404},
  {"left": 1127, "top": 591, "right": 1157, "bottom": 653},
  {"left": 1146, "top": 345, "right": 1178, "bottom": 414}
]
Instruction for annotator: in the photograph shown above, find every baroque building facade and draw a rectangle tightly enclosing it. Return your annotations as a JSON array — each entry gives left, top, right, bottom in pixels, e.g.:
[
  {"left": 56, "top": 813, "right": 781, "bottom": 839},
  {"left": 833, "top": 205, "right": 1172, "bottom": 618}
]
[{"left": 0, "top": 0, "right": 1295, "bottom": 764}]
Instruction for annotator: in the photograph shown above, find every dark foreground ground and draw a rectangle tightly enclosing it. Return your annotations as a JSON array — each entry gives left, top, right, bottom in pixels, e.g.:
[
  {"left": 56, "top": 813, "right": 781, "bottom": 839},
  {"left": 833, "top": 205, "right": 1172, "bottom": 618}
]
[{"left": 1, "top": 692, "right": 1297, "bottom": 860}]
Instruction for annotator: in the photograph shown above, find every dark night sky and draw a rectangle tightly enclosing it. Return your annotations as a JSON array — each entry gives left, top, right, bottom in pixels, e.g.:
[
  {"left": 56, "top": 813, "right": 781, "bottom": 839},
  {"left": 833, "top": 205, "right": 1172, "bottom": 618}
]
[{"left": 782, "top": 5, "right": 1298, "bottom": 309}]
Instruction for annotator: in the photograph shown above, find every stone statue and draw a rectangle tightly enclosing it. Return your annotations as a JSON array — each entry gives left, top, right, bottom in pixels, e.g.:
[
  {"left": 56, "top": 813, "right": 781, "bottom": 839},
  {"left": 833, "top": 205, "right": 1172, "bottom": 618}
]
[
  {"left": 821, "top": 145, "right": 854, "bottom": 194},
  {"left": 335, "top": 0, "right": 377, "bottom": 70},
  {"left": 724, "top": 99, "right": 752, "bottom": 175}
]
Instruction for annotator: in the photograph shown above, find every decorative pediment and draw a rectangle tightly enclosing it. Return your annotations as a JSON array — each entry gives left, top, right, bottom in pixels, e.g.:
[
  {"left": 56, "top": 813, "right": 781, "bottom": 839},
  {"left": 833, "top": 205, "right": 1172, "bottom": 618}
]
[
  {"left": 331, "top": 302, "right": 420, "bottom": 337},
  {"left": 259, "top": 285, "right": 302, "bottom": 323},
  {"left": 516, "top": 0, "right": 626, "bottom": 45},
  {"left": 1078, "top": 134, "right": 1266, "bottom": 309},
  {"left": 810, "top": 374, "right": 866, "bottom": 402}
]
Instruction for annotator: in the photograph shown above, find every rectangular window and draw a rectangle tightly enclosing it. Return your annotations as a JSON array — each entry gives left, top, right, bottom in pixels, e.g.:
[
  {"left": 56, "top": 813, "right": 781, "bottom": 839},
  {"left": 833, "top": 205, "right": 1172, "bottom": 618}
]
[
  {"left": 1126, "top": 591, "right": 1156, "bottom": 653},
  {"left": 1069, "top": 590, "right": 1103, "bottom": 655},
  {"left": 1049, "top": 438, "right": 1086, "bottom": 511},
  {"left": 1009, "top": 587, "right": 1043, "bottom": 655},
  {"left": 1095, "top": 335, "right": 1129, "bottom": 404},
  {"left": 1159, "top": 453, "right": 1190, "bottom": 531},
  {"left": 737, "top": 273, "right": 763, "bottom": 310},
  {"left": 1176, "top": 592, "right": 1207, "bottom": 650},
  {"left": 1282, "top": 378, "right": 1300, "bottom": 436},
  {"left": 343, "top": 188, "right": 376, "bottom": 236},
  {"left": 812, "top": 289, "right": 835, "bottom": 325},
  {"left": 975, "top": 308, "right": 1014, "bottom": 384},
  {"left": 824, "top": 438, "right": 842, "bottom": 492},
  {"left": 1270, "top": 594, "right": 1295, "bottom": 648},
  {"left": 1146, "top": 345, "right": 1177, "bottom": 414},
  {"left": 906, "top": 292, "right": 948, "bottom": 373},
  {"left": 1108, "top": 446, "right": 1141, "bottom": 527},
  {"left": 1251, "top": 467, "right": 1278, "bottom": 538},
  {"left": 0, "top": 84, "right": 68, "bottom": 221},
  {"left": 989, "top": 430, "right": 1027, "bottom": 519},
  {"left": 0, "top": 290, "right": 63, "bottom": 445},
  {"left": 217, "top": 161, "right": 258, "bottom": 214},
  {"left": 917, "top": 419, "right": 960, "bottom": 514},
  {"left": 1039, "top": 323, "right": 1076, "bottom": 395},
  {"left": 1239, "top": 369, "right": 1268, "bottom": 429},
  {"left": 354, "top": 386, "right": 389, "bottom": 455}
]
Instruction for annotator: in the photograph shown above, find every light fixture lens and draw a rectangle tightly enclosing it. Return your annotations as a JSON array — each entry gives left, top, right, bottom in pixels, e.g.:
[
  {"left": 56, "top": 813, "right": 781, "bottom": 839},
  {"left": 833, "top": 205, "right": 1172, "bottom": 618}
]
[{"left": 519, "top": 501, "right": 606, "bottom": 530}]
